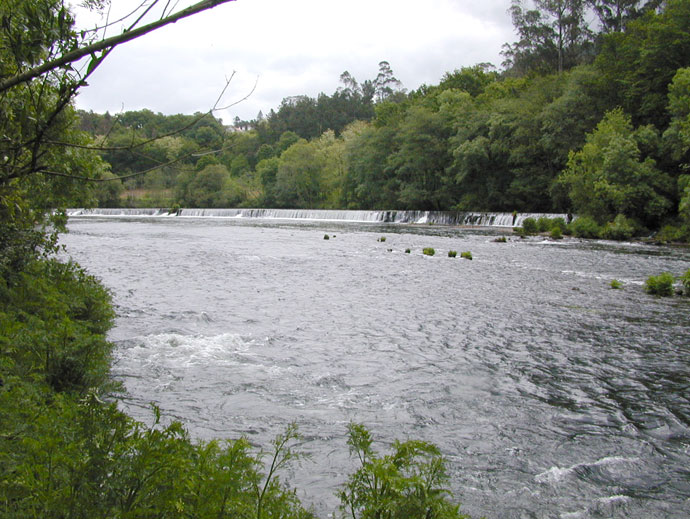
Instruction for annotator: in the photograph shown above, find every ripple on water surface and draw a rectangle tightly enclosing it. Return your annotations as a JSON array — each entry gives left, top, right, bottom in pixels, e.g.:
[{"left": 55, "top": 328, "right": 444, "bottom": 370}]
[{"left": 63, "top": 218, "right": 690, "bottom": 518}]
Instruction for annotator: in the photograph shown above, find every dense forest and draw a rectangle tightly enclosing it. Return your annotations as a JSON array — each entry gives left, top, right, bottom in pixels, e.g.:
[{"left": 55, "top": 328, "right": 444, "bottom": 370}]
[{"left": 80, "top": 0, "right": 690, "bottom": 240}]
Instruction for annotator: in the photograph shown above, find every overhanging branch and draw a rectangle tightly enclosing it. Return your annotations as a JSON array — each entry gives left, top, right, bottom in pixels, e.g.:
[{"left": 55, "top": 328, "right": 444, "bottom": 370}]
[{"left": 0, "top": 0, "right": 236, "bottom": 94}]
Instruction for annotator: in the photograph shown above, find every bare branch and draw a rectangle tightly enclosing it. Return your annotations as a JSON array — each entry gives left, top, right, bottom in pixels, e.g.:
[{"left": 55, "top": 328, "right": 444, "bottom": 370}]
[{"left": 0, "top": 0, "right": 236, "bottom": 94}]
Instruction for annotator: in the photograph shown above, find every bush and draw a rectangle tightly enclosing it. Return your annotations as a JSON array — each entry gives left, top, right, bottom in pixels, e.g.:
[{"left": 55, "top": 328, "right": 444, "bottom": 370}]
[
  {"left": 551, "top": 217, "right": 567, "bottom": 232},
  {"left": 460, "top": 251, "right": 472, "bottom": 260},
  {"left": 494, "top": 236, "right": 507, "bottom": 243},
  {"left": 378, "top": 236, "right": 386, "bottom": 242},
  {"left": 448, "top": 250, "right": 457, "bottom": 258},
  {"left": 569, "top": 216, "right": 601, "bottom": 238},
  {"left": 338, "top": 423, "right": 469, "bottom": 519},
  {"left": 423, "top": 248, "right": 435, "bottom": 256},
  {"left": 550, "top": 226, "right": 563, "bottom": 240},
  {"left": 522, "top": 217, "right": 538, "bottom": 234},
  {"left": 656, "top": 224, "right": 690, "bottom": 243},
  {"left": 323, "top": 234, "right": 330, "bottom": 240},
  {"left": 405, "top": 248, "right": 411, "bottom": 254},
  {"left": 601, "top": 214, "right": 637, "bottom": 241},
  {"left": 644, "top": 272, "right": 675, "bottom": 296},
  {"left": 610, "top": 279, "right": 623, "bottom": 289},
  {"left": 537, "top": 216, "right": 553, "bottom": 233}
]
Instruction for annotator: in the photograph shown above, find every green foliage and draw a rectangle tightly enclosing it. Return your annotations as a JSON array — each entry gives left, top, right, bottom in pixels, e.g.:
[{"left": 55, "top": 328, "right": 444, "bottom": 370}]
[
  {"left": 522, "top": 217, "right": 539, "bottom": 234},
  {"left": 569, "top": 215, "right": 602, "bottom": 238},
  {"left": 338, "top": 423, "right": 468, "bottom": 519},
  {"left": 448, "top": 250, "right": 457, "bottom": 257},
  {"left": 610, "top": 279, "right": 623, "bottom": 289},
  {"left": 0, "top": 258, "right": 114, "bottom": 393},
  {"left": 494, "top": 236, "right": 508, "bottom": 242},
  {"left": 460, "top": 251, "right": 473, "bottom": 260},
  {"left": 601, "top": 214, "right": 638, "bottom": 240},
  {"left": 595, "top": 0, "right": 690, "bottom": 129},
  {"left": 550, "top": 226, "right": 563, "bottom": 239},
  {"left": 556, "top": 109, "right": 673, "bottom": 228},
  {"left": 378, "top": 236, "right": 387, "bottom": 242},
  {"left": 423, "top": 248, "right": 436, "bottom": 256},
  {"left": 405, "top": 248, "right": 411, "bottom": 253},
  {"left": 537, "top": 216, "right": 554, "bottom": 232},
  {"left": 644, "top": 272, "right": 675, "bottom": 296},
  {"left": 324, "top": 234, "right": 330, "bottom": 240},
  {"left": 656, "top": 224, "right": 690, "bottom": 243}
]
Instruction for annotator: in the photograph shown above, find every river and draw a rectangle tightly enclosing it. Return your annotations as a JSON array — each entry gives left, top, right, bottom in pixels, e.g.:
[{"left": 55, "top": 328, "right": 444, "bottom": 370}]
[{"left": 61, "top": 213, "right": 690, "bottom": 519}]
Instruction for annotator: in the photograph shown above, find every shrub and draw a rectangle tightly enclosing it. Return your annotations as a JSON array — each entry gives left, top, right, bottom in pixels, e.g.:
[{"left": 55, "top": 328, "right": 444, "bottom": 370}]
[
  {"left": 323, "top": 234, "right": 330, "bottom": 240},
  {"left": 569, "top": 216, "right": 602, "bottom": 238},
  {"left": 550, "top": 227, "right": 563, "bottom": 240},
  {"left": 338, "top": 423, "right": 469, "bottom": 519},
  {"left": 448, "top": 250, "right": 457, "bottom": 258},
  {"left": 423, "top": 248, "right": 435, "bottom": 256},
  {"left": 551, "top": 217, "right": 567, "bottom": 232},
  {"left": 522, "top": 217, "right": 538, "bottom": 234},
  {"left": 378, "top": 236, "right": 386, "bottom": 242},
  {"left": 494, "top": 236, "right": 507, "bottom": 243},
  {"left": 656, "top": 224, "right": 690, "bottom": 243},
  {"left": 460, "top": 251, "right": 472, "bottom": 260},
  {"left": 537, "top": 216, "right": 553, "bottom": 232},
  {"left": 644, "top": 272, "right": 675, "bottom": 296},
  {"left": 610, "top": 279, "right": 623, "bottom": 289},
  {"left": 405, "top": 248, "right": 411, "bottom": 254},
  {"left": 601, "top": 214, "right": 636, "bottom": 241}
]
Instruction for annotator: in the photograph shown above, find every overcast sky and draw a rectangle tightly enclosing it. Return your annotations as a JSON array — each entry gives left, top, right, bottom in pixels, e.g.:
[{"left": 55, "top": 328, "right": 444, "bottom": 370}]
[{"left": 73, "top": 0, "right": 516, "bottom": 124}]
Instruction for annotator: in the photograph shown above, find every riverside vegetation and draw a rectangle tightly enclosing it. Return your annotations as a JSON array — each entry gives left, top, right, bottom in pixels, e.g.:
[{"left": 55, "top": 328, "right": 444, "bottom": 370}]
[
  {"left": 78, "top": 0, "right": 690, "bottom": 243},
  {"left": 2, "top": 0, "right": 689, "bottom": 517}
]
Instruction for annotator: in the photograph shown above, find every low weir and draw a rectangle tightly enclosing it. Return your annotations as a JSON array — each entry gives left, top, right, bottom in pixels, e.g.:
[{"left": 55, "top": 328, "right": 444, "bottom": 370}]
[{"left": 67, "top": 208, "right": 571, "bottom": 227}]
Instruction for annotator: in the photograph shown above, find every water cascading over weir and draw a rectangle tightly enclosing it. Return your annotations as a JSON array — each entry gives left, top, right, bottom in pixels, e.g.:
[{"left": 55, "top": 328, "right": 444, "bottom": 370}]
[{"left": 66, "top": 208, "right": 570, "bottom": 227}]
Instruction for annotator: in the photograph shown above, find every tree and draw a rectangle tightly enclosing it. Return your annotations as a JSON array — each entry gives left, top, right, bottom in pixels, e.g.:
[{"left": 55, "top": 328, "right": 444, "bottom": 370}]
[
  {"left": 503, "top": 0, "right": 593, "bottom": 75},
  {"left": 274, "top": 139, "right": 326, "bottom": 208},
  {"left": 594, "top": 0, "right": 690, "bottom": 128},
  {"left": 555, "top": 108, "right": 673, "bottom": 227},
  {"left": 387, "top": 104, "right": 455, "bottom": 210},
  {"left": 374, "top": 61, "right": 406, "bottom": 103},
  {"left": 588, "top": 0, "right": 662, "bottom": 33},
  {"left": 338, "top": 423, "right": 468, "bottom": 519}
]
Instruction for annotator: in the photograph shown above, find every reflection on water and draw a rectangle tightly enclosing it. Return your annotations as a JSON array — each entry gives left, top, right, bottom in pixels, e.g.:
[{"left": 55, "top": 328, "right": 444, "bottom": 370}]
[{"left": 62, "top": 217, "right": 690, "bottom": 519}]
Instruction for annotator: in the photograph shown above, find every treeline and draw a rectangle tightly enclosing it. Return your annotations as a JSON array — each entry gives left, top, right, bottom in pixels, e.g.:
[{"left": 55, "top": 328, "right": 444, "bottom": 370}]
[{"left": 81, "top": 1, "right": 690, "bottom": 239}]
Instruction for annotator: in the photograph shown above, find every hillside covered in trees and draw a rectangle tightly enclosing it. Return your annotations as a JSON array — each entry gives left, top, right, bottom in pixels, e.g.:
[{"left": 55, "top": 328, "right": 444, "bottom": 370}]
[{"left": 81, "top": 0, "right": 690, "bottom": 240}]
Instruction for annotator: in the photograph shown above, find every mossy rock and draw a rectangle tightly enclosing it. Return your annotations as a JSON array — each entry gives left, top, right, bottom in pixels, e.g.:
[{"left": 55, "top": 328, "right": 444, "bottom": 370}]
[
  {"left": 460, "top": 251, "right": 472, "bottom": 260},
  {"left": 448, "top": 250, "right": 457, "bottom": 258},
  {"left": 422, "top": 247, "right": 435, "bottom": 256}
]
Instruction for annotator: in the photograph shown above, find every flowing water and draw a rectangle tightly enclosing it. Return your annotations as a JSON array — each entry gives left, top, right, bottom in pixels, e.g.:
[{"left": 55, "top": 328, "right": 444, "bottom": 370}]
[{"left": 61, "top": 214, "right": 690, "bottom": 519}]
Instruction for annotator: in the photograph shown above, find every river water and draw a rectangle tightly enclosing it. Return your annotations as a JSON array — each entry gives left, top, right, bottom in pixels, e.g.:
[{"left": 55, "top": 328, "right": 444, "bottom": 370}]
[{"left": 61, "top": 215, "right": 690, "bottom": 519}]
